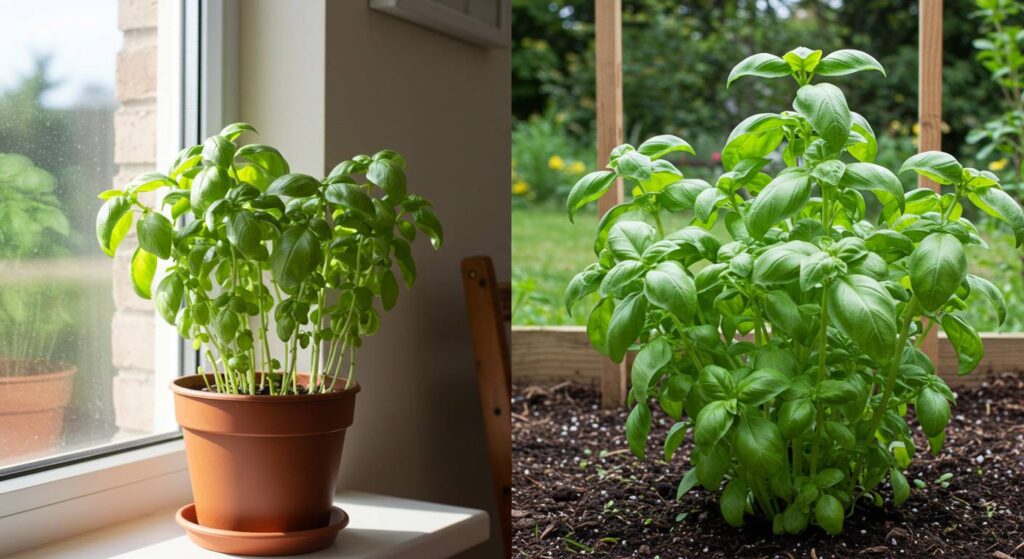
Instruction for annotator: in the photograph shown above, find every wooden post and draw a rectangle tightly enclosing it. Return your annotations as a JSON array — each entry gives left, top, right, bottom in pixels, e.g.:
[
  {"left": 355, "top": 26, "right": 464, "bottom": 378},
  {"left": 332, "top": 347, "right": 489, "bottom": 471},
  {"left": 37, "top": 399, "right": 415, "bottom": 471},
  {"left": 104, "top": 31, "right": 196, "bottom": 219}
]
[
  {"left": 595, "top": 0, "right": 626, "bottom": 408},
  {"left": 919, "top": 0, "right": 943, "bottom": 367}
]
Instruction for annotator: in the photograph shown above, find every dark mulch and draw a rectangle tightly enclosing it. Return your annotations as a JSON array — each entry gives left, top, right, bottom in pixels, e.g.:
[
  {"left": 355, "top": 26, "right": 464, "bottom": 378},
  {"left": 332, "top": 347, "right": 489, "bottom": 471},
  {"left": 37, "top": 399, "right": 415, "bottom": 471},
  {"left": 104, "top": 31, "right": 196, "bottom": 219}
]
[{"left": 512, "top": 374, "right": 1024, "bottom": 558}]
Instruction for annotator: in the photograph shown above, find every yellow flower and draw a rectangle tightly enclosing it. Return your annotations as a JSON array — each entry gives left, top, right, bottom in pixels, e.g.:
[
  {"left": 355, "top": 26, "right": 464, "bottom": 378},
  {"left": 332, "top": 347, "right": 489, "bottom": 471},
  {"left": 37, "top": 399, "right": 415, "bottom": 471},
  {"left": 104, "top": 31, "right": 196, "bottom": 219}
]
[
  {"left": 548, "top": 155, "right": 565, "bottom": 170},
  {"left": 989, "top": 158, "right": 1010, "bottom": 171},
  {"left": 512, "top": 180, "right": 530, "bottom": 195},
  {"left": 568, "top": 161, "right": 585, "bottom": 174},
  {"left": 912, "top": 122, "right": 920, "bottom": 137}
]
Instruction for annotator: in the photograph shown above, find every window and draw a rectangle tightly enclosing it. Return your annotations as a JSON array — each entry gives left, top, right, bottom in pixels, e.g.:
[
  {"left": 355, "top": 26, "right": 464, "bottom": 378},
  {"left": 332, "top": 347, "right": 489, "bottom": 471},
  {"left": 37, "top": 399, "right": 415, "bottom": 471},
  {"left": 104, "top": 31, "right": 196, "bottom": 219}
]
[{"left": 0, "top": 0, "right": 197, "bottom": 479}]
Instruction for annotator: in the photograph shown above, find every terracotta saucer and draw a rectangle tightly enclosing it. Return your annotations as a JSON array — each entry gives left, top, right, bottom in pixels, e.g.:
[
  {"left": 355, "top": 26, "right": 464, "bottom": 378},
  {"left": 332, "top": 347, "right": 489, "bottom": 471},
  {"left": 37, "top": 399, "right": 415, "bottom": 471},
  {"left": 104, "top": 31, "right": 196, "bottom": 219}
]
[{"left": 175, "top": 503, "right": 349, "bottom": 556}]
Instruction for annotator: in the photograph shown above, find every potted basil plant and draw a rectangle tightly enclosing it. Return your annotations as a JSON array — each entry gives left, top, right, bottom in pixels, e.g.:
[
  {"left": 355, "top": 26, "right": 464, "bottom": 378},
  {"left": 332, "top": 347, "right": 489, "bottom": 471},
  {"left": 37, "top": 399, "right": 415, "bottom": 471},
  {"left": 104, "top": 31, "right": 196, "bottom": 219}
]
[
  {"left": 567, "top": 47, "right": 1023, "bottom": 535},
  {"left": 0, "top": 154, "right": 76, "bottom": 463},
  {"left": 96, "top": 123, "right": 442, "bottom": 554}
]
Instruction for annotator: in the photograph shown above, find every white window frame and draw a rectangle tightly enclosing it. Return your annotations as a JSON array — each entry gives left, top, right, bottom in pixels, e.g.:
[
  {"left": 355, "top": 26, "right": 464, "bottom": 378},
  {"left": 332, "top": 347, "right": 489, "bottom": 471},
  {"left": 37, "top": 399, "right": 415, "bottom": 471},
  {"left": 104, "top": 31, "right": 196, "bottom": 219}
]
[{"left": 0, "top": 1, "right": 237, "bottom": 553}]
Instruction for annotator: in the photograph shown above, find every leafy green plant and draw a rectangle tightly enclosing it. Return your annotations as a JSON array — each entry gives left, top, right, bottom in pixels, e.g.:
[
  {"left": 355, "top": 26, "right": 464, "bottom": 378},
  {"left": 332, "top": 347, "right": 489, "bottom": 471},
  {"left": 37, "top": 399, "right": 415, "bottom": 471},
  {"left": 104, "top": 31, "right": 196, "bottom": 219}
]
[
  {"left": 96, "top": 123, "right": 442, "bottom": 395},
  {"left": 969, "top": 0, "right": 1024, "bottom": 189},
  {"left": 0, "top": 154, "right": 74, "bottom": 376},
  {"left": 512, "top": 110, "right": 593, "bottom": 205},
  {"left": 565, "top": 47, "right": 1024, "bottom": 534}
]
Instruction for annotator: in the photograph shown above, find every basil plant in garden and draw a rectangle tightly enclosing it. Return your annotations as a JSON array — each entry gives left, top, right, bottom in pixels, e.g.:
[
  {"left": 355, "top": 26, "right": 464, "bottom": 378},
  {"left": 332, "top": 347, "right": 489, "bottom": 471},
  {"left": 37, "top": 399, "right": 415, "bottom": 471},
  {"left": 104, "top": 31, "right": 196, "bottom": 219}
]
[
  {"left": 96, "top": 123, "right": 442, "bottom": 395},
  {"left": 566, "top": 48, "right": 1024, "bottom": 535}
]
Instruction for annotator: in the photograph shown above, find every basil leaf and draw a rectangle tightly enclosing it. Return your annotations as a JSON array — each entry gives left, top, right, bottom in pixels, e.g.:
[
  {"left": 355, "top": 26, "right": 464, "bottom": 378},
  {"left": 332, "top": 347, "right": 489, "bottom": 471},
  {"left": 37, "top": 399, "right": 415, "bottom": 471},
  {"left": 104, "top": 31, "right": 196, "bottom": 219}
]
[
  {"left": 909, "top": 233, "right": 967, "bottom": 312},
  {"left": 727, "top": 53, "right": 791, "bottom": 87},
  {"left": 899, "top": 151, "right": 963, "bottom": 185},
  {"left": 828, "top": 274, "right": 897, "bottom": 363},
  {"left": 793, "top": 83, "right": 852, "bottom": 154},
  {"left": 815, "top": 49, "right": 886, "bottom": 77},
  {"left": 745, "top": 169, "right": 812, "bottom": 238}
]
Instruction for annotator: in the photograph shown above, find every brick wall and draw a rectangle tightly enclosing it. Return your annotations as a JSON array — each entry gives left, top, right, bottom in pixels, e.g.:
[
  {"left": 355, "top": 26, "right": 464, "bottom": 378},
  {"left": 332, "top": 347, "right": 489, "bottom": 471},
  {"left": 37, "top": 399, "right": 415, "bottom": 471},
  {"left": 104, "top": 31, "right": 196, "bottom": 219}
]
[{"left": 111, "top": 0, "right": 159, "bottom": 439}]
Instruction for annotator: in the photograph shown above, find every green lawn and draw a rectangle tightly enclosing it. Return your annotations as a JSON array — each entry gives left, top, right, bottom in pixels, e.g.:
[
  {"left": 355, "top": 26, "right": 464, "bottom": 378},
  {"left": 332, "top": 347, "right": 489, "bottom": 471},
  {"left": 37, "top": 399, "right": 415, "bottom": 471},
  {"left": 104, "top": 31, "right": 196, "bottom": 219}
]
[
  {"left": 511, "top": 206, "right": 595, "bottom": 325},
  {"left": 512, "top": 205, "right": 1021, "bottom": 331}
]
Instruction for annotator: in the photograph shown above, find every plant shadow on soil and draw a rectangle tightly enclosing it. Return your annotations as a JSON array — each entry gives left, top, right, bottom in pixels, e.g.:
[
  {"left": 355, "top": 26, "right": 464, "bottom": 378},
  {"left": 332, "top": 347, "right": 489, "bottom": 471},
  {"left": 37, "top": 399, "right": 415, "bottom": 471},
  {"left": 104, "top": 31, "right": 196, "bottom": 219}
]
[{"left": 512, "top": 374, "right": 1024, "bottom": 558}]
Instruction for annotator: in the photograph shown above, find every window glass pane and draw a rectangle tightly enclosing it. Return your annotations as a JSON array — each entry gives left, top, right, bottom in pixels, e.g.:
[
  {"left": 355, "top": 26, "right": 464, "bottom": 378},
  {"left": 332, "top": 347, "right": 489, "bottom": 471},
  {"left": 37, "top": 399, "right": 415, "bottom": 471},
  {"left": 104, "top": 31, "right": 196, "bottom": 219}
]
[{"left": 0, "top": 0, "right": 178, "bottom": 471}]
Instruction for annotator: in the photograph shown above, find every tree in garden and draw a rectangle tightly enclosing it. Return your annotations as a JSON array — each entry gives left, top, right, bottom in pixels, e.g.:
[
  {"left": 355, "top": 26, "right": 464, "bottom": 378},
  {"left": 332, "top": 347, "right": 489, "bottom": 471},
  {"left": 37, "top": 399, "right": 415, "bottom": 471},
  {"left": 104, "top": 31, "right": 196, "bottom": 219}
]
[
  {"left": 970, "top": 0, "right": 1024, "bottom": 190},
  {"left": 565, "top": 47, "right": 1024, "bottom": 534}
]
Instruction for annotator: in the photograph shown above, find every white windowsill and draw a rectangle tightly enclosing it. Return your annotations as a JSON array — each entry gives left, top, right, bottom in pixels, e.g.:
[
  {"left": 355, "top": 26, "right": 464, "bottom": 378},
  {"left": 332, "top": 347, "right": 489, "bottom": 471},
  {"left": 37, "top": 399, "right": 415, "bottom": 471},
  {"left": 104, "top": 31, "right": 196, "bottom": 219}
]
[{"left": 6, "top": 491, "right": 490, "bottom": 559}]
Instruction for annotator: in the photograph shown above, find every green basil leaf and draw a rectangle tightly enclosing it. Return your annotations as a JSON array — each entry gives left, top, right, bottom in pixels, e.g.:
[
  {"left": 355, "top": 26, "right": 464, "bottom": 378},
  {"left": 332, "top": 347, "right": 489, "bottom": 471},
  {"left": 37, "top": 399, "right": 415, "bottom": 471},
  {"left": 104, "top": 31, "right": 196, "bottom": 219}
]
[
  {"left": 367, "top": 158, "right": 407, "bottom": 198},
  {"left": 607, "top": 292, "right": 646, "bottom": 363},
  {"left": 202, "top": 134, "right": 236, "bottom": 168},
  {"left": 631, "top": 337, "right": 672, "bottom": 399},
  {"left": 722, "top": 113, "right": 789, "bottom": 171},
  {"left": 665, "top": 421, "right": 689, "bottom": 462},
  {"left": 137, "top": 212, "right": 173, "bottom": 259},
  {"left": 969, "top": 186, "right": 1024, "bottom": 247},
  {"left": 154, "top": 273, "right": 184, "bottom": 325},
  {"left": 130, "top": 247, "right": 158, "bottom": 299},
  {"left": 898, "top": 151, "right": 963, "bottom": 185},
  {"left": 659, "top": 179, "right": 711, "bottom": 212},
  {"left": 752, "top": 240, "right": 818, "bottom": 284},
  {"left": 721, "top": 477, "right": 748, "bottom": 527},
  {"left": 625, "top": 402, "right": 652, "bottom": 459},
  {"left": 694, "top": 400, "right": 733, "bottom": 448},
  {"left": 735, "top": 415, "right": 786, "bottom": 475},
  {"left": 270, "top": 225, "right": 322, "bottom": 293},
  {"left": 891, "top": 468, "right": 910, "bottom": 506},
  {"left": 799, "top": 252, "right": 835, "bottom": 291},
  {"left": 815, "top": 49, "right": 886, "bottom": 77},
  {"left": 783, "top": 46, "right": 823, "bottom": 73},
  {"left": 909, "top": 233, "right": 967, "bottom": 312},
  {"left": 637, "top": 134, "right": 695, "bottom": 159},
  {"left": 566, "top": 171, "right": 616, "bottom": 222},
  {"left": 727, "top": 53, "right": 791, "bottom": 87},
  {"left": 96, "top": 197, "right": 134, "bottom": 256},
  {"left": 380, "top": 268, "right": 400, "bottom": 311},
  {"left": 219, "top": 122, "right": 257, "bottom": 141},
  {"left": 127, "top": 171, "right": 176, "bottom": 194},
  {"left": 414, "top": 208, "right": 444, "bottom": 249},
  {"left": 793, "top": 83, "right": 852, "bottom": 154},
  {"left": 736, "top": 368, "right": 789, "bottom": 406},
  {"left": 966, "top": 274, "right": 1007, "bottom": 325},
  {"left": 916, "top": 387, "right": 950, "bottom": 438},
  {"left": 226, "top": 211, "right": 263, "bottom": 259},
  {"left": 676, "top": 467, "right": 699, "bottom": 500},
  {"left": 778, "top": 398, "right": 815, "bottom": 439},
  {"left": 839, "top": 162, "right": 906, "bottom": 213},
  {"left": 607, "top": 221, "right": 658, "bottom": 261},
  {"left": 325, "top": 181, "right": 374, "bottom": 217},
  {"left": 825, "top": 420, "right": 856, "bottom": 450},
  {"left": 941, "top": 313, "right": 983, "bottom": 376},
  {"left": 644, "top": 261, "right": 697, "bottom": 320},
  {"left": 814, "top": 494, "right": 844, "bottom": 535},
  {"left": 236, "top": 143, "right": 289, "bottom": 178},
  {"left": 267, "top": 173, "right": 320, "bottom": 198},
  {"left": 190, "top": 166, "right": 231, "bottom": 214},
  {"left": 587, "top": 297, "right": 615, "bottom": 356},
  {"left": 745, "top": 169, "right": 811, "bottom": 238},
  {"left": 848, "top": 112, "right": 878, "bottom": 162},
  {"left": 817, "top": 379, "right": 859, "bottom": 404},
  {"left": 828, "top": 274, "right": 897, "bottom": 363},
  {"left": 565, "top": 265, "right": 605, "bottom": 313},
  {"left": 698, "top": 365, "right": 735, "bottom": 401}
]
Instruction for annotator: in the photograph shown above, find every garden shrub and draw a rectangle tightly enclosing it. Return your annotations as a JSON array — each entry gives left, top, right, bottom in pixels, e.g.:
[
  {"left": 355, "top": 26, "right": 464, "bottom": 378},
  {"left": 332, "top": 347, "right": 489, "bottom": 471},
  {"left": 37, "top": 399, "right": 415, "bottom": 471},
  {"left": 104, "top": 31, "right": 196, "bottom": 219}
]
[{"left": 565, "top": 47, "right": 1024, "bottom": 534}]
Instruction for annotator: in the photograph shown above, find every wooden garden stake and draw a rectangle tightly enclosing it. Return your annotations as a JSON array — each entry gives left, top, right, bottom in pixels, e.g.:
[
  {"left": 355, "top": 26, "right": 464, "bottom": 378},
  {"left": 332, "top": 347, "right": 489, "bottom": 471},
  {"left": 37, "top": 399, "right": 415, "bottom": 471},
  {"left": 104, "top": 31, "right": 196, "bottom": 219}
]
[{"left": 596, "top": 0, "right": 626, "bottom": 407}]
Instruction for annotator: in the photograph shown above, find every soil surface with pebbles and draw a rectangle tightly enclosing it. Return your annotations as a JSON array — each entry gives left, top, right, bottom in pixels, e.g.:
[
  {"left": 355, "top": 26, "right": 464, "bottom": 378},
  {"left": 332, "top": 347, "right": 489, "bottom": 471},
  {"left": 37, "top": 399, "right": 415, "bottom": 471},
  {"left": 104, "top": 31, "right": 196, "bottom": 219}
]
[{"left": 512, "top": 374, "right": 1024, "bottom": 558}]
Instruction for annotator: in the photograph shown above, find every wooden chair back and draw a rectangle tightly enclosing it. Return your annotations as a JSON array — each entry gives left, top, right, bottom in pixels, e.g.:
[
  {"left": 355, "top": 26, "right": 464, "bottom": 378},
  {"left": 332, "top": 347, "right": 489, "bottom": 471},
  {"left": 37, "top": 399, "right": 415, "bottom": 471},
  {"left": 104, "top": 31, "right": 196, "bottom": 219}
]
[{"left": 460, "top": 256, "right": 511, "bottom": 557}]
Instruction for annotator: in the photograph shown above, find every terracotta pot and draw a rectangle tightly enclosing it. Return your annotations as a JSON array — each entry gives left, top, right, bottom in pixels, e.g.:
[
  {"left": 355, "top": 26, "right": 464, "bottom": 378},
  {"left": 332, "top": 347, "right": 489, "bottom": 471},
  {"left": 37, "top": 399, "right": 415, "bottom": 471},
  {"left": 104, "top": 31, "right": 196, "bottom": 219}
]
[
  {"left": 170, "top": 374, "right": 359, "bottom": 534},
  {"left": 0, "top": 360, "right": 76, "bottom": 463}
]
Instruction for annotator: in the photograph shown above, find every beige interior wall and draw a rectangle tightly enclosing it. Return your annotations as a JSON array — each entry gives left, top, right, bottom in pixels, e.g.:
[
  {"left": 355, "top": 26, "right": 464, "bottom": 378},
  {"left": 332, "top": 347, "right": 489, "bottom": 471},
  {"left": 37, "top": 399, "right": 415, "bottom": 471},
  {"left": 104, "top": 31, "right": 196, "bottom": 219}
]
[
  {"left": 238, "top": 2, "right": 510, "bottom": 557},
  {"left": 323, "top": 4, "right": 510, "bottom": 558}
]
